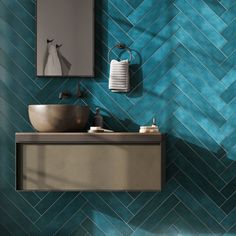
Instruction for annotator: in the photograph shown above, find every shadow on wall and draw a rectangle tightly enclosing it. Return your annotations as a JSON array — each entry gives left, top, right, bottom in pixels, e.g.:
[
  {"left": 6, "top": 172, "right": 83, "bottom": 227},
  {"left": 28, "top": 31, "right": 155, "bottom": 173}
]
[
  {"left": 128, "top": 49, "right": 143, "bottom": 98},
  {"left": 79, "top": 1, "right": 236, "bottom": 234},
  {"left": 80, "top": 135, "right": 234, "bottom": 235}
]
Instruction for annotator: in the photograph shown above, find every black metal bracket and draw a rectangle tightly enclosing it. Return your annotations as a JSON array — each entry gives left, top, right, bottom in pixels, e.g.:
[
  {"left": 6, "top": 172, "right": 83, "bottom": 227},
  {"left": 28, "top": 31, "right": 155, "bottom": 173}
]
[
  {"left": 47, "top": 39, "right": 54, "bottom": 44},
  {"left": 108, "top": 43, "right": 132, "bottom": 62},
  {"left": 56, "top": 44, "right": 62, "bottom": 49}
]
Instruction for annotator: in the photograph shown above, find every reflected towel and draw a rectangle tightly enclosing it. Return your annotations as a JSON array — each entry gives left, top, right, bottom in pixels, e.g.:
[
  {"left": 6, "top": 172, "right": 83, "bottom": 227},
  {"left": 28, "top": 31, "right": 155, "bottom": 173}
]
[
  {"left": 44, "top": 44, "right": 62, "bottom": 76},
  {"left": 109, "top": 59, "right": 130, "bottom": 92},
  {"left": 57, "top": 50, "right": 72, "bottom": 76}
]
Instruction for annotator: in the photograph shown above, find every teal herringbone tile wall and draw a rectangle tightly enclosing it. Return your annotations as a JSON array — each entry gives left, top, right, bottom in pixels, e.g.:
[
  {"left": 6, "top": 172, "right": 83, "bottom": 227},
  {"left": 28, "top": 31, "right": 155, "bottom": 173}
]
[{"left": 0, "top": 0, "right": 236, "bottom": 235}]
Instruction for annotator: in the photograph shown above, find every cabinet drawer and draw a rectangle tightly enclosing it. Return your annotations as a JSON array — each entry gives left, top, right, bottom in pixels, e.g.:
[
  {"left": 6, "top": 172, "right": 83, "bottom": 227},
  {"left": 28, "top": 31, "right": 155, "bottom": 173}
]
[{"left": 17, "top": 144, "right": 164, "bottom": 191}]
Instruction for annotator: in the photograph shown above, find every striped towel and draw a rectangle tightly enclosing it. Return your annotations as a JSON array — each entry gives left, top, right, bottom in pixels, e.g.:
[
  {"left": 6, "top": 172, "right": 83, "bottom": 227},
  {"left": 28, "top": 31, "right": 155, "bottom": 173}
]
[{"left": 109, "top": 59, "right": 130, "bottom": 92}]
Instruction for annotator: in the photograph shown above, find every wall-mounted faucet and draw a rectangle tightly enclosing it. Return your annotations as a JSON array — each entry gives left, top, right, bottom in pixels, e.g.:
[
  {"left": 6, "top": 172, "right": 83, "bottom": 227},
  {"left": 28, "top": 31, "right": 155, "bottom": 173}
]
[
  {"left": 59, "top": 82, "right": 84, "bottom": 100},
  {"left": 76, "top": 82, "right": 82, "bottom": 98},
  {"left": 59, "top": 91, "right": 71, "bottom": 100}
]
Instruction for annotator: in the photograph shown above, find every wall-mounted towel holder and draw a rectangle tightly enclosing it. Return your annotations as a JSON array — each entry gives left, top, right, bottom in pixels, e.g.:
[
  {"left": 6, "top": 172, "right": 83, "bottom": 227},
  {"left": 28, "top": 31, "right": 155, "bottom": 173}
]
[
  {"left": 108, "top": 43, "right": 132, "bottom": 63},
  {"left": 47, "top": 38, "right": 54, "bottom": 44},
  {"left": 56, "top": 44, "right": 62, "bottom": 49},
  {"left": 46, "top": 39, "right": 63, "bottom": 49}
]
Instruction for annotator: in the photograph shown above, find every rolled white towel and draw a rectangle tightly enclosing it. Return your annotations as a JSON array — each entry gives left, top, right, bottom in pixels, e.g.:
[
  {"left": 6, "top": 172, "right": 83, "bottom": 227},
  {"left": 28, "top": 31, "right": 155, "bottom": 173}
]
[{"left": 109, "top": 59, "right": 130, "bottom": 92}]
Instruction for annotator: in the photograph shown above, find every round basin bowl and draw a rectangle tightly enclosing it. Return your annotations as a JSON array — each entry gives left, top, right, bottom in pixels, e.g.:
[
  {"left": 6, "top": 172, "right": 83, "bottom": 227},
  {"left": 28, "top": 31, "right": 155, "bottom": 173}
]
[{"left": 28, "top": 105, "right": 90, "bottom": 132}]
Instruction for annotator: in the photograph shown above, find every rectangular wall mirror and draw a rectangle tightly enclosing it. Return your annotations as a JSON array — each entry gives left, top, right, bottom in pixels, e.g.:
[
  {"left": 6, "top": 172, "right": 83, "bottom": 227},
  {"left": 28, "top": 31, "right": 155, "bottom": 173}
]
[{"left": 36, "top": 0, "right": 94, "bottom": 77}]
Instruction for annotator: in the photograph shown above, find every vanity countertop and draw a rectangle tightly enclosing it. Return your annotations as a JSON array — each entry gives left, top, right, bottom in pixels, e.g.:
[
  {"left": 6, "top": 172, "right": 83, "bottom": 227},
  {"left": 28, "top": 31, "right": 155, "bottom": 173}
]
[{"left": 15, "top": 132, "right": 165, "bottom": 144}]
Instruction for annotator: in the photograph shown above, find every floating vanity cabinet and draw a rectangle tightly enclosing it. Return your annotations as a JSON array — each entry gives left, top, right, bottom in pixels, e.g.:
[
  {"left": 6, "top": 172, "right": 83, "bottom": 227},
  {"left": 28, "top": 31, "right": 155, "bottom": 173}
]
[{"left": 16, "top": 133, "right": 165, "bottom": 191}]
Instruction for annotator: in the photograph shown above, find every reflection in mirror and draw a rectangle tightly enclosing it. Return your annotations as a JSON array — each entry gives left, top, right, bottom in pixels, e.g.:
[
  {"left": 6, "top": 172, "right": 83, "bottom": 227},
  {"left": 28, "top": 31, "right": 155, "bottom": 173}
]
[{"left": 37, "top": 0, "right": 94, "bottom": 77}]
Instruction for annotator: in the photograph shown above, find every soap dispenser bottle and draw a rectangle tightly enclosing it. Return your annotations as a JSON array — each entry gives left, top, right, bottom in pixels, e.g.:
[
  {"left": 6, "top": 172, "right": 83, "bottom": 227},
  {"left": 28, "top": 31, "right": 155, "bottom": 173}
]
[{"left": 94, "top": 107, "right": 103, "bottom": 128}]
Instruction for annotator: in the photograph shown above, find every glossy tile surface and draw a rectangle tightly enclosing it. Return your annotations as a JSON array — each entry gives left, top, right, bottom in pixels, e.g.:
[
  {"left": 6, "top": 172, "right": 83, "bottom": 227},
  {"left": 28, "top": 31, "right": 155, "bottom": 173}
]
[{"left": 0, "top": 0, "right": 236, "bottom": 235}]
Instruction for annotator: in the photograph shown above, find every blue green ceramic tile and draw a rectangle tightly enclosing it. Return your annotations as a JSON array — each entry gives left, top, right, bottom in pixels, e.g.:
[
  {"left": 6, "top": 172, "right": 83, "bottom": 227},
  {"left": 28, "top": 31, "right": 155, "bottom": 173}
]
[
  {"left": 128, "top": 179, "right": 179, "bottom": 229},
  {"left": 0, "top": 223, "right": 12, "bottom": 236},
  {"left": 16, "top": 0, "right": 35, "bottom": 17},
  {"left": 221, "top": 192, "right": 236, "bottom": 214},
  {"left": 175, "top": 60, "right": 226, "bottom": 111},
  {"left": 0, "top": 19, "right": 35, "bottom": 62},
  {"left": 70, "top": 224, "right": 88, "bottom": 236},
  {"left": 174, "top": 107, "right": 221, "bottom": 150},
  {"left": 175, "top": 187, "right": 225, "bottom": 234},
  {"left": 81, "top": 202, "right": 124, "bottom": 236},
  {"left": 41, "top": 195, "right": 86, "bottom": 235},
  {"left": 55, "top": 210, "right": 86, "bottom": 236},
  {"left": 187, "top": 0, "right": 227, "bottom": 32},
  {"left": 1, "top": 0, "right": 35, "bottom": 32},
  {"left": 35, "top": 192, "right": 64, "bottom": 214},
  {"left": 127, "top": 0, "right": 160, "bottom": 24},
  {"left": 221, "top": 207, "right": 236, "bottom": 230},
  {"left": 128, "top": 0, "right": 175, "bottom": 40},
  {"left": 174, "top": 91, "right": 224, "bottom": 143},
  {"left": 0, "top": 193, "right": 40, "bottom": 234},
  {"left": 1, "top": 0, "right": 236, "bottom": 235},
  {"left": 0, "top": 1, "right": 35, "bottom": 48},
  {"left": 222, "top": 18, "right": 236, "bottom": 40},
  {"left": 151, "top": 210, "right": 179, "bottom": 234},
  {"left": 228, "top": 226, "right": 236, "bottom": 236},
  {"left": 140, "top": 19, "right": 179, "bottom": 62},
  {"left": 175, "top": 28, "right": 226, "bottom": 79},
  {"left": 174, "top": 12, "right": 226, "bottom": 63},
  {"left": 110, "top": 0, "right": 133, "bottom": 17},
  {"left": 81, "top": 193, "right": 132, "bottom": 235},
  {"left": 127, "top": 192, "right": 156, "bottom": 215},
  {"left": 174, "top": 203, "right": 211, "bottom": 234},
  {"left": 175, "top": 171, "right": 226, "bottom": 222},
  {"left": 221, "top": 177, "right": 236, "bottom": 198},
  {"left": 112, "top": 192, "right": 133, "bottom": 207},
  {"left": 81, "top": 218, "right": 106, "bottom": 236},
  {"left": 127, "top": 0, "right": 142, "bottom": 9},
  {"left": 175, "top": 0, "right": 226, "bottom": 48},
  {"left": 97, "top": 192, "right": 134, "bottom": 222},
  {"left": 222, "top": 162, "right": 236, "bottom": 182},
  {"left": 0, "top": 206, "right": 28, "bottom": 235},
  {"left": 221, "top": 80, "right": 236, "bottom": 103},
  {"left": 175, "top": 139, "right": 225, "bottom": 189},
  {"left": 219, "top": 0, "right": 235, "bottom": 9},
  {"left": 174, "top": 217, "right": 198, "bottom": 235},
  {"left": 35, "top": 192, "right": 78, "bottom": 228},
  {"left": 0, "top": 180, "right": 40, "bottom": 222},
  {"left": 205, "top": 0, "right": 226, "bottom": 16},
  {"left": 222, "top": 3, "right": 236, "bottom": 24},
  {"left": 175, "top": 46, "right": 225, "bottom": 94},
  {"left": 175, "top": 149, "right": 226, "bottom": 206},
  {"left": 106, "top": 1, "right": 133, "bottom": 32},
  {"left": 132, "top": 195, "right": 179, "bottom": 235}
]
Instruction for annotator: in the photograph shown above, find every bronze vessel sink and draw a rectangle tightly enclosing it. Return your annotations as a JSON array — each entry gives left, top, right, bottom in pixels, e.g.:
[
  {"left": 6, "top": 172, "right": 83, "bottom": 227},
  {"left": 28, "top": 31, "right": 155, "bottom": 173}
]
[{"left": 28, "top": 105, "right": 90, "bottom": 132}]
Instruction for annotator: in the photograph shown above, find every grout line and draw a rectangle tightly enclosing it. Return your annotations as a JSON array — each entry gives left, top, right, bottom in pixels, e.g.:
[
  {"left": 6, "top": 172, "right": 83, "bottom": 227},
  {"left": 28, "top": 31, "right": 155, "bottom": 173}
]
[
  {"left": 110, "top": 192, "right": 135, "bottom": 217},
  {"left": 0, "top": 206, "right": 31, "bottom": 235},
  {"left": 53, "top": 201, "right": 87, "bottom": 235},
  {"left": 174, "top": 168, "right": 227, "bottom": 224},
  {"left": 1, "top": 0, "right": 36, "bottom": 35},
  {"left": 0, "top": 191, "right": 41, "bottom": 232},
  {"left": 16, "top": 0, "right": 35, "bottom": 18},
  {"left": 0, "top": 15, "right": 35, "bottom": 52},
  {"left": 131, "top": 194, "right": 179, "bottom": 234},
  {"left": 174, "top": 192, "right": 225, "bottom": 234}
]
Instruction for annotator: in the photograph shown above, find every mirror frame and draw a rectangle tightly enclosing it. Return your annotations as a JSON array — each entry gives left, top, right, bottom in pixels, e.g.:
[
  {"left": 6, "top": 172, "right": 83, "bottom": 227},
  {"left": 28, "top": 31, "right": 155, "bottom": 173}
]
[{"left": 36, "top": 0, "right": 95, "bottom": 78}]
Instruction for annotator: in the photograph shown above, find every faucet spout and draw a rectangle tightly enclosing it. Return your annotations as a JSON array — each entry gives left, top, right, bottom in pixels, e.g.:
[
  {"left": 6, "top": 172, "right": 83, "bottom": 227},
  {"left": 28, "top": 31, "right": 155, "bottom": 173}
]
[{"left": 59, "top": 91, "right": 71, "bottom": 100}]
